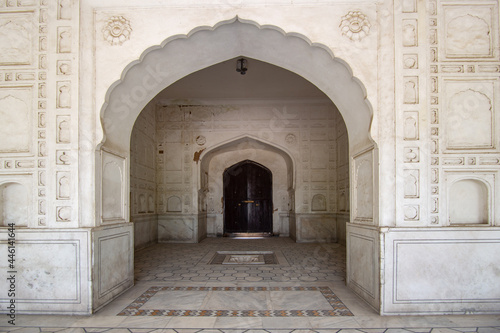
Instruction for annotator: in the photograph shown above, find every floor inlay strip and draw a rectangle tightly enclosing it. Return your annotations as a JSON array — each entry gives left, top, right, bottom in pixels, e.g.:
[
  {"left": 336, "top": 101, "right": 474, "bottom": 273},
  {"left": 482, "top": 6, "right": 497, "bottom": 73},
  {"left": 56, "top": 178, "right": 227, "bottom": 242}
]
[{"left": 118, "top": 286, "right": 354, "bottom": 317}]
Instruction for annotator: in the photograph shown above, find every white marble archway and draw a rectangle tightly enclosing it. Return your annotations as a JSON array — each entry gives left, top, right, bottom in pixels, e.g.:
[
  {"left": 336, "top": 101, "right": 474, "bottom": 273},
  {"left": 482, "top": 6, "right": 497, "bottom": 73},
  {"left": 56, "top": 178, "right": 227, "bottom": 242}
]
[
  {"left": 98, "top": 16, "right": 377, "bottom": 224},
  {"left": 96, "top": 16, "right": 379, "bottom": 311}
]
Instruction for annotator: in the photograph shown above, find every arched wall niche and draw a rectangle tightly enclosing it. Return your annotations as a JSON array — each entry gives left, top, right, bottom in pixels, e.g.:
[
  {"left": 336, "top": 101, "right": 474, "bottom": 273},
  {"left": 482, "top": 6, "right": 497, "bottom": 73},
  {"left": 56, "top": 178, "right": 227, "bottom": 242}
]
[
  {"left": 199, "top": 135, "right": 294, "bottom": 236},
  {"left": 0, "top": 182, "right": 29, "bottom": 227},
  {"left": 99, "top": 17, "right": 374, "bottom": 155},
  {"left": 448, "top": 178, "right": 490, "bottom": 225}
]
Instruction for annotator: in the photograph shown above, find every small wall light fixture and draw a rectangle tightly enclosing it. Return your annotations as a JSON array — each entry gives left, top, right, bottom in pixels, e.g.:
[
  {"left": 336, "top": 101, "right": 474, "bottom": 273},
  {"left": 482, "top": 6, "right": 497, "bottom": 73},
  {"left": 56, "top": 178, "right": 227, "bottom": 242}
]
[{"left": 236, "top": 58, "right": 248, "bottom": 75}]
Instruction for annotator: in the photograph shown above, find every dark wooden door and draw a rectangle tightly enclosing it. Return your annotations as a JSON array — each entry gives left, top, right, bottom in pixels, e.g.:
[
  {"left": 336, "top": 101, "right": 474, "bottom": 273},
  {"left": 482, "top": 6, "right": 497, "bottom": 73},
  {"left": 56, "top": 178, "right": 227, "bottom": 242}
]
[{"left": 223, "top": 160, "right": 273, "bottom": 235}]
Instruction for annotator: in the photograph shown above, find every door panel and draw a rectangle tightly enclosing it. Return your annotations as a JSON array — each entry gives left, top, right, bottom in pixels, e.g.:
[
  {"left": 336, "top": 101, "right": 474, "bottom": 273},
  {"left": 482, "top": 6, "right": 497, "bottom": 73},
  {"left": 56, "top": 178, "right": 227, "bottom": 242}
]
[{"left": 223, "top": 160, "right": 272, "bottom": 235}]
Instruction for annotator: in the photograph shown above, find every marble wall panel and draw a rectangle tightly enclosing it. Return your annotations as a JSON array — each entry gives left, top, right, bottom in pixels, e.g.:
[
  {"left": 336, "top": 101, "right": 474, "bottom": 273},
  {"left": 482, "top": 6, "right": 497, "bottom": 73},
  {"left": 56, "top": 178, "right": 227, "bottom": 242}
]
[
  {"left": 346, "top": 223, "right": 380, "bottom": 311},
  {"left": 132, "top": 214, "right": 158, "bottom": 250},
  {"left": 92, "top": 224, "right": 133, "bottom": 312},
  {"left": 158, "top": 214, "right": 198, "bottom": 243},
  {"left": 382, "top": 228, "right": 500, "bottom": 314},
  {"left": 0, "top": 229, "right": 90, "bottom": 314},
  {"left": 443, "top": 80, "right": 497, "bottom": 151},
  {"left": 443, "top": 4, "right": 497, "bottom": 59},
  {"left": 295, "top": 213, "right": 336, "bottom": 243},
  {"left": 0, "top": 12, "right": 34, "bottom": 66},
  {"left": 0, "top": 87, "right": 33, "bottom": 154}
]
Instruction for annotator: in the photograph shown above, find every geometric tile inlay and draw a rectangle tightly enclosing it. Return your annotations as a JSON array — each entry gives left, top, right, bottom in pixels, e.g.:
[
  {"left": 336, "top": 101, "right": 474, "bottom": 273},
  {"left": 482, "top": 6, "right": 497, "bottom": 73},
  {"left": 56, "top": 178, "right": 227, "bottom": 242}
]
[
  {"left": 118, "top": 286, "right": 354, "bottom": 317},
  {"left": 209, "top": 251, "right": 277, "bottom": 265}
]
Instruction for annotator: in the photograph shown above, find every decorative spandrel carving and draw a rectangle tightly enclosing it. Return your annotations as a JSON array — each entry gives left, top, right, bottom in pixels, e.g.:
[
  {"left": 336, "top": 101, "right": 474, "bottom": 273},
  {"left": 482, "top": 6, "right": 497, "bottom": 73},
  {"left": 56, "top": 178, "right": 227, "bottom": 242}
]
[
  {"left": 446, "top": 88, "right": 493, "bottom": 149},
  {"left": 339, "top": 11, "right": 371, "bottom": 41},
  {"left": 0, "top": 93, "right": 30, "bottom": 153},
  {"left": 103, "top": 16, "right": 132, "bottom": 45},
  {"left": 0, "top": 16, "right": 32, "bottom": 65}
]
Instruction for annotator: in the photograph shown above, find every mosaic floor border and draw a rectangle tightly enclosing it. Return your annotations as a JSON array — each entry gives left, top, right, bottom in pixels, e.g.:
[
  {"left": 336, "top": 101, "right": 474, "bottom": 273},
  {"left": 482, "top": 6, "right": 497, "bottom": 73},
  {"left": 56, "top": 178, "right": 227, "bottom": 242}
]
[
  {"left": 1, "top": 327, "right": 500, "bottom": 332},
  {"left": 118, "top": 286, "right": 353, "bottom": 317}
]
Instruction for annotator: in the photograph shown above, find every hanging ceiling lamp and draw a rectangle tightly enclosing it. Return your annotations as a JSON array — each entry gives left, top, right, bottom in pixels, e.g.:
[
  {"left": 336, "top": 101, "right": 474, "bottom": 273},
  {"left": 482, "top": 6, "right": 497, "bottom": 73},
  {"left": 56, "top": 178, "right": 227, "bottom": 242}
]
[{"left": 236, "top": 58, "right": 248, "bottom": 75}]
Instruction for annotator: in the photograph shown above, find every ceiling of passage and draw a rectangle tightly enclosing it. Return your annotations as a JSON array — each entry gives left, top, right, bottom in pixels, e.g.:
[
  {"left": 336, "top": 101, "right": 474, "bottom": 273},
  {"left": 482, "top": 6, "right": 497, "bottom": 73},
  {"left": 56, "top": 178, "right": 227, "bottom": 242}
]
[{"left": 155, "top": 57, "right": 330, "bottom": 102}]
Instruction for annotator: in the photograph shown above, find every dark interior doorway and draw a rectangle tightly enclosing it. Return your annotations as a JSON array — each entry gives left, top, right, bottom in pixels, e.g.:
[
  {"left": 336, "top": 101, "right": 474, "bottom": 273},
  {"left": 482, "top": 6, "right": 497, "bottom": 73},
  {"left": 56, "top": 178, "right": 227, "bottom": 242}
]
[{"left": 223, "top": 160, "right": 273, "bottom": 236}]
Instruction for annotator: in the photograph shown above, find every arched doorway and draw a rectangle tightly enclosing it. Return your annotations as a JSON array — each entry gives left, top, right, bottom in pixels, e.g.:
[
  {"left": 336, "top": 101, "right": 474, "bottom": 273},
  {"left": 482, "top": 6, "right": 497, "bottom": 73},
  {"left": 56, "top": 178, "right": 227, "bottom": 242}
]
[
  {"left": 223, "top": 160, "right": 273, "bottom": 236},
  {"left": 96, "top": 17, "right": 377, "bottom": 312}
]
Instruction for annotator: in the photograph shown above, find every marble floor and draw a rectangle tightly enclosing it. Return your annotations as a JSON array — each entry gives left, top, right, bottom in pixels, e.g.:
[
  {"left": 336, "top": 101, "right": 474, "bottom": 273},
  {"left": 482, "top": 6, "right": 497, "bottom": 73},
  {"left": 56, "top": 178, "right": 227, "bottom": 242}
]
[{"left": 2, "top": 238, "right": 500, "bottom": 331}]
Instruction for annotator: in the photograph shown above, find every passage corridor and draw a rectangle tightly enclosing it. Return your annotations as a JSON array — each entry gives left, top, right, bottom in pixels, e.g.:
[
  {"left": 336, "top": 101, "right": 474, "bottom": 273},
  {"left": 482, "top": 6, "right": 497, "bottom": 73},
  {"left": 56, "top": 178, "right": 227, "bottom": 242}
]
[{"left": 4, "top": 238, "right": 500, "bottom": 331}]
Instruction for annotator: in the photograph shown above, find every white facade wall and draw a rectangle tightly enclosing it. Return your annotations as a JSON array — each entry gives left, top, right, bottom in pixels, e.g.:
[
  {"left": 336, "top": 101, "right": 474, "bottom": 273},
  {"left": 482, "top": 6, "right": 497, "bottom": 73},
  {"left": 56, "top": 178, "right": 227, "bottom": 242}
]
[{"left": 0, "top": 0, "right": 499, "bottom": 315}]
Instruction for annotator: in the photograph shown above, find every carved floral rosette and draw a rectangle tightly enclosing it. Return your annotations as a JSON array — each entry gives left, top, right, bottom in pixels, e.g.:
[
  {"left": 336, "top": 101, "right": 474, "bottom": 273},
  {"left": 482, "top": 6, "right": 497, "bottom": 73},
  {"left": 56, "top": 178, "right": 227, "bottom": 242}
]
[
  {"left": 103, "top": 16, "right": 132, "bottom": 45},
  {"left": 339, "top": 11, "right": 371, "bottom": 41}
]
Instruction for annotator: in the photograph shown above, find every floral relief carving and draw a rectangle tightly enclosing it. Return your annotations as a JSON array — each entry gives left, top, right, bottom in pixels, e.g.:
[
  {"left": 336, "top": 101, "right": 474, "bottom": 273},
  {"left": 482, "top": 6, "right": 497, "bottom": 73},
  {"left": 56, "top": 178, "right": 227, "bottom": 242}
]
[
  {"left": 103, "top": 16, "right": 132, "bottom": 45},
  {"left": 340, "top": 11, "right": 371, "bottom": 41}
]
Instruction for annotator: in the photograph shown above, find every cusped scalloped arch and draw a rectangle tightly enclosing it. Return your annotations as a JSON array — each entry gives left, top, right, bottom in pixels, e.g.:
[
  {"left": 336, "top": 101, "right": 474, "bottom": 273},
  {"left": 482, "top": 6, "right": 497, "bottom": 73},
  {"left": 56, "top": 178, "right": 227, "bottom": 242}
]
[{"left": 99, "top": 16, "right": 374, "bottom": 154}]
